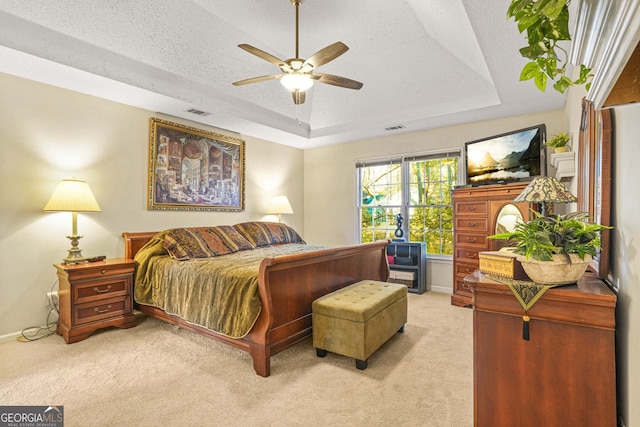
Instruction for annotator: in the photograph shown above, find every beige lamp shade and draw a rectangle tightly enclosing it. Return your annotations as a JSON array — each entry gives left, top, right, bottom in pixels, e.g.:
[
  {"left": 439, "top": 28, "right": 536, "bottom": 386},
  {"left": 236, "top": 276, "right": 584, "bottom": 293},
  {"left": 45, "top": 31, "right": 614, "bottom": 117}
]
[
  {"left": 44, "top": 178, "right": 101, "bottom": 264},
  {"left": 513, "top": 176, "right": 576, "bottom": 215},
  {"left": 267, "top": 195, "right": 293, "bottom": 222},
  {"left": 44, "top": 178, "right": 102, "bottom": 213}
]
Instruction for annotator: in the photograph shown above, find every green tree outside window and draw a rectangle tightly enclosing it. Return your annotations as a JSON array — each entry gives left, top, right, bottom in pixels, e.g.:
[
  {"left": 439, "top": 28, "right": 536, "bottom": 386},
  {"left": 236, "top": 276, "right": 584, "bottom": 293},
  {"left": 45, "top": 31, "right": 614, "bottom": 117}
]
[{"left": 358, "top": 155, "right": 459, "bottom": 255}]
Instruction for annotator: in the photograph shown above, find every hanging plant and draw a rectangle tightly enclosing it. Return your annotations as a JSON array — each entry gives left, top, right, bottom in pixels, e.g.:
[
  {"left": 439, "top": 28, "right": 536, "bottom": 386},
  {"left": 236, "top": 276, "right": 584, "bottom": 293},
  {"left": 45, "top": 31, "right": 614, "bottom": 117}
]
[{"left": 507, "top": 0, "right": 592, "bottom": 93}]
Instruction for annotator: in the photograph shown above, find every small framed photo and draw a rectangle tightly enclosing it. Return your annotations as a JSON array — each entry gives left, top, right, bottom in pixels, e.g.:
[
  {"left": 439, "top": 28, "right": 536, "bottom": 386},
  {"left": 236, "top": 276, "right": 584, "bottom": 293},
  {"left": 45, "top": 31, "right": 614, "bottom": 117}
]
[{"left": 148, "top": 117, "right": 245, "bottom": 211}]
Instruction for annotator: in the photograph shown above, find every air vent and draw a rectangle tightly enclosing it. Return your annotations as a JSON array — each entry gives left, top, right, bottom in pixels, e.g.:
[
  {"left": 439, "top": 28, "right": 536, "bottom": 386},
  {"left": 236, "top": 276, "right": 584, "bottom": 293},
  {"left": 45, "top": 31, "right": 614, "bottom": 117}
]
[
  {"left": 385, "top": 124, "right": 406, "bottom": 131},
  {"left": 186, "top": 108, "right": 211, "bottom": 116}
]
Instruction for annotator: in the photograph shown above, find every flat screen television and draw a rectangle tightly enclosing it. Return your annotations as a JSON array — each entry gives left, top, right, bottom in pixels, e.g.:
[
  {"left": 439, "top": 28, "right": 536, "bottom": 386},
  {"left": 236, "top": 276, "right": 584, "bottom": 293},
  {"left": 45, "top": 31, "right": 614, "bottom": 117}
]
[{"left": 464, "top": 124, "right": 546, "bottom": 186}]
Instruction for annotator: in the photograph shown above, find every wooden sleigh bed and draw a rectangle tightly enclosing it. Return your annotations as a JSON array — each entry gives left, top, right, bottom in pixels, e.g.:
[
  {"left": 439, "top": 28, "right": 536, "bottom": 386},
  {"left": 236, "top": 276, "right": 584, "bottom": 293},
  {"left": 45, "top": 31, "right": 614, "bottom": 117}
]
[{"left": 123, "top": 230, "right": 390, "bottom": 377}]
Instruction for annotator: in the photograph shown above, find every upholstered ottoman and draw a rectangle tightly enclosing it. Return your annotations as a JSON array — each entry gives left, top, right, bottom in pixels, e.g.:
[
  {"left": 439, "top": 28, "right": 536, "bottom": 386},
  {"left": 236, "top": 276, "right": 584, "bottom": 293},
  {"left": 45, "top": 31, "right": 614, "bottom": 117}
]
[{"left": 312, "top": 280, "right": 407, "bottom": 370}]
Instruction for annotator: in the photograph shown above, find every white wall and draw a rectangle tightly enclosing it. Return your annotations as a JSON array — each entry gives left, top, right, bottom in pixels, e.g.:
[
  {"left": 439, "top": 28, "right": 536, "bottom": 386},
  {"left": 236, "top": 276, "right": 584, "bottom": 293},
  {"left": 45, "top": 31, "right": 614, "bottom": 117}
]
[
  {"left": 0, "top": 73, "right": 304, "bottom": 338},
  {"left": 303, "top": 110, "right": 565, "bottom": 292},
  {"left": 608, "top": 103, "right": 640, "bottom": 427}
]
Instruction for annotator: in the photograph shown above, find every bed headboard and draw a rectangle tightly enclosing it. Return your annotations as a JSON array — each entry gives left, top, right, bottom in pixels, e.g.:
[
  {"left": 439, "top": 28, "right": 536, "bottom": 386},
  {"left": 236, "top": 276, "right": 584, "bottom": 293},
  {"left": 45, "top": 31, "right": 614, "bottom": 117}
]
[{"left": 122, "top": 231, "right": 159, "bottom": 259}]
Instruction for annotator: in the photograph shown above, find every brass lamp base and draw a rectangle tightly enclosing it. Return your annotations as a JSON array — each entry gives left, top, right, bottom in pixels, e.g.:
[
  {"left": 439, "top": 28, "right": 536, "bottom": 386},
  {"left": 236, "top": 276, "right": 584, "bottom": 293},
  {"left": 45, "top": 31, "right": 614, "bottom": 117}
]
[{"left": 63, "top": 235, "right": 88, "bottom": 265}]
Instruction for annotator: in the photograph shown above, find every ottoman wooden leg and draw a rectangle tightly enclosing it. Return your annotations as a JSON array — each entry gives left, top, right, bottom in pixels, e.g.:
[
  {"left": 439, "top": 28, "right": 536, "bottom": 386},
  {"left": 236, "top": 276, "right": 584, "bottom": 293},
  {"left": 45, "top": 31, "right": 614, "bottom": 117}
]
[
  {"left": 356, "top": 359, "right": 368, "bottom": 370},
  {"left": 316, "top": 348, "right": 328, "bottom": 358}
]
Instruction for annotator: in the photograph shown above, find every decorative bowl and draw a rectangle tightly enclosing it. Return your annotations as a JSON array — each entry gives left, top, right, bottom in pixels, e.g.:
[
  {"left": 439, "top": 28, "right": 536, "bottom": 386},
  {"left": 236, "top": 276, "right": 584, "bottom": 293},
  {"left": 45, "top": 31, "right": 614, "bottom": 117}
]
[{"left": 517, "top": 254, "right": 592, "bottom": 285}]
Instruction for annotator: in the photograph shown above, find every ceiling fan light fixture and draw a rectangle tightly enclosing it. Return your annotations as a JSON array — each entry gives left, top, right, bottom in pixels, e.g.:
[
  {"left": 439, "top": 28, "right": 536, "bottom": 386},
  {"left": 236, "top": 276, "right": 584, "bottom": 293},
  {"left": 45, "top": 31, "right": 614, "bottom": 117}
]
[
  {"left": 280, "top": 73, "right": 314, "bottom": 92},
  {"left": 233, "top": 0, "right": 361, "bottom": 104}
]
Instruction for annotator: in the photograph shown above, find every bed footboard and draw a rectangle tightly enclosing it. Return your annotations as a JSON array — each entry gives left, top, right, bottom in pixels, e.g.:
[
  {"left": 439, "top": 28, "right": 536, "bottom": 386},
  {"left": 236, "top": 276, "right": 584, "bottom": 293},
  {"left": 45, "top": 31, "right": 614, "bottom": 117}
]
[{"left": 249, "top": 240, "right": 390, "bottom": 377}]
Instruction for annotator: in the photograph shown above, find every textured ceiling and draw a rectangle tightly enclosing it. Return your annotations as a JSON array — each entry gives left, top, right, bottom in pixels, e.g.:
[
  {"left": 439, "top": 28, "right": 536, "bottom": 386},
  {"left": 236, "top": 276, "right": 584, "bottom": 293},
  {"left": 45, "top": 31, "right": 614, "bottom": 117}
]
[{"left": 0, "top": 0, "right": 568, "bottom": 149}]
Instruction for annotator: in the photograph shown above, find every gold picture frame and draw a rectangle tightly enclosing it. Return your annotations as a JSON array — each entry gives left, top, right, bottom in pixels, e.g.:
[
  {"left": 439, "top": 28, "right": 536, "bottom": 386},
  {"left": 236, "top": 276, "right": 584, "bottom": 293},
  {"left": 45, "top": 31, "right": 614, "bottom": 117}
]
[{"left": 148, "top": 117, "right": 245, "bottom": 211}]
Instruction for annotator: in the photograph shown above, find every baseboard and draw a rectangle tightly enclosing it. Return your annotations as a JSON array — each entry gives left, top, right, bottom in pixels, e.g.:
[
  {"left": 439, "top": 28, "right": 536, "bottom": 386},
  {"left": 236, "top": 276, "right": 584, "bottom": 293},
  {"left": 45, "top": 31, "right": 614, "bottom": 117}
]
[
  {"left": 0, "top": 330, "right": 24, "bottom": 344},
  {"left": 0, "top": 323, "right": 59, "bottom": 344},
  {"left": 429, "top": 284, "right": 452, "bottom": 294}
]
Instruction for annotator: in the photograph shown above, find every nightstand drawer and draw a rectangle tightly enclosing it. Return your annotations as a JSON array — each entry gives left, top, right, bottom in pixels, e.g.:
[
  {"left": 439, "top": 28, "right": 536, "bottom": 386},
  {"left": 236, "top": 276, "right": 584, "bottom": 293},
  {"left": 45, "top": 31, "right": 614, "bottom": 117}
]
[
  {"left": 74, "top": 297, "right": 131, "bottom": 325},
  {"left": 64, "top": 263, "right": 135, "bottom": 281},
  {"left": 73, "top": 276, "right": 131, "bottom": 304}
]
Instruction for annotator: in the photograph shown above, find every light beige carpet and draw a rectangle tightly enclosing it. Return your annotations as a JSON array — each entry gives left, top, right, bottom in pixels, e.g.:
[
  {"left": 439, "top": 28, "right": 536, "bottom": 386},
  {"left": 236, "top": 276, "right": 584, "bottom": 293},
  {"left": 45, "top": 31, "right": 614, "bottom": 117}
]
[{"left": 0, "top": 292, "right": 473, "bottom": 427}]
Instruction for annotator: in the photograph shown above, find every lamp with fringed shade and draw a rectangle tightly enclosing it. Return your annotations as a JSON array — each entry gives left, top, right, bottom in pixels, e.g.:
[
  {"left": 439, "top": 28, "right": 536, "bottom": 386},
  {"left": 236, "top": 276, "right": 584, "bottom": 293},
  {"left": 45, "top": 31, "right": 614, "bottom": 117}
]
[
  {"left": 513, "top": 176, "right": 577, "bottom": 216},
  {"left": 44, "top": 178, "right": 101, "bottom": 264}
]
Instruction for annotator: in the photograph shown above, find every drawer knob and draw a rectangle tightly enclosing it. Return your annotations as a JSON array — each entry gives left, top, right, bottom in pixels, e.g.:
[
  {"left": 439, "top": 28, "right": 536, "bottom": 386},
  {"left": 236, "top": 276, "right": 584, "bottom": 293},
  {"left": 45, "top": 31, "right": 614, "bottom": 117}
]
[
  {"left": 94, "top": 304, "right": 112, "bottom": 314},
  {"left": 466, "top": 237, "right": 477, "bottom": 242},
  {"left": 466, "top": 205, "right": 477, "bottom": 211},
  {"left": 467, "top": 252, "right": 476, "bottom": 258},
  {"left": 93, "top": 285, "right": 112, "bottom": 293},
  {"left": 101, "top": 269, "right": 107, "bottom": 275},
  {"left": 466, "top": 221, "right": 477, "bottom": 227}
]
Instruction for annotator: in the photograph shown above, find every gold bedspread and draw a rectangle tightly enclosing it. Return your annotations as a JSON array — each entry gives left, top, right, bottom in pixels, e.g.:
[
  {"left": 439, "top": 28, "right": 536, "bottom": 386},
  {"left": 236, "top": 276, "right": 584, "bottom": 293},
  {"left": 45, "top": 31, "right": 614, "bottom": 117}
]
[{"left": 134, "top": 235, "right": 326, "bottom": 338}]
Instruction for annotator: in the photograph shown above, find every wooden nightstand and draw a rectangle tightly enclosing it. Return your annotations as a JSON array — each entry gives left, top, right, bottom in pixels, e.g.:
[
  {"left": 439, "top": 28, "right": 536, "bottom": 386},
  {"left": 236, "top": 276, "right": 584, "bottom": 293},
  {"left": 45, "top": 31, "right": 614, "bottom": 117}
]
[{"left": 54, "top": 258, "right": 137, "bottom": 343}]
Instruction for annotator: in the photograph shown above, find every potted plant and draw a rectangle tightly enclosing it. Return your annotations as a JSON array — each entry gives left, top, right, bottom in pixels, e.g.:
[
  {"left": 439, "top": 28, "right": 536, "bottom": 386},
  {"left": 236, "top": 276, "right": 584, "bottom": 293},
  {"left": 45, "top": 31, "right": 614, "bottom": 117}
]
[
  {"left": 489, "top": 211, "right": 611, "bottom": 285},
  {"left": 545, "top": 132, "right": 572, "bottom": 153}
]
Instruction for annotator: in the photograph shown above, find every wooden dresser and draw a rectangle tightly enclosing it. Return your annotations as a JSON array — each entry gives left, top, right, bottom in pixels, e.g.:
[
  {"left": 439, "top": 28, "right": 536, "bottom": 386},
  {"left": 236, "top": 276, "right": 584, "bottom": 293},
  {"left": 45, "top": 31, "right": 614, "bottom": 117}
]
[
  {"left": 466, "top": 271, "right": 617, "bottom": 426},
  {"left": 451, "top": 183, "right": 532, "bottom": 307}
]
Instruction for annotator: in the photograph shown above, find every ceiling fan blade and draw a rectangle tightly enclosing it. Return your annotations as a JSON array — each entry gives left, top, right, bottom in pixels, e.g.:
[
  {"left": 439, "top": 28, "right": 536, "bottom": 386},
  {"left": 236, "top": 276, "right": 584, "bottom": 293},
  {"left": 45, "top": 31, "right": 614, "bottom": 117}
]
[
  {"left": 292, "top": 90, "right": 306, "bottom": 105},
  {"left": 312, "top": 73, "right": 363, "bottom": 90},
  {"left": 303, "top": 42, "right": 349, "bottom": 69},
  {"left": 238, "top": 44, "right": 285, "bottom": 68},
  {"left": 232, "top": 75, "right": 281, "bottom": 86}
]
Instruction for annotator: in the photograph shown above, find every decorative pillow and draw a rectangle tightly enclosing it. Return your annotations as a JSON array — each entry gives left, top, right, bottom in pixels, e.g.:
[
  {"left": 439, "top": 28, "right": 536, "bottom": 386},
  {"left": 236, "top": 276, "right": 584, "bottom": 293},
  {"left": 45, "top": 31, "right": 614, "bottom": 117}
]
[
  {"left": 163, "top": 226, "right": 255, "bottom": 260},
  {"left": 233, "top": 222, "right": 305, "bottom": 247}
]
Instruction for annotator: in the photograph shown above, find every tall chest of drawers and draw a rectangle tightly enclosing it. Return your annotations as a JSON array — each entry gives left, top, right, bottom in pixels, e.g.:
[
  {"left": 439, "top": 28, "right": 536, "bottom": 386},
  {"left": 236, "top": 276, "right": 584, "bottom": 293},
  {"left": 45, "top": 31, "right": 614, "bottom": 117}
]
[{"left": 451, "top": 183, "right": 532, "bottom": 307}]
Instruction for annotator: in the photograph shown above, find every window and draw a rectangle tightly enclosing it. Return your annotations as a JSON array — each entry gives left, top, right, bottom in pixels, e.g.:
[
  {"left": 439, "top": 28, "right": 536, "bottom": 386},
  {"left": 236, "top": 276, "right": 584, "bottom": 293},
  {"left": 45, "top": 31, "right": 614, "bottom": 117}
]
[
  {"left": 357, "top": 151, "right": 460, "bottom": 255},
  {"left": 358, "top": 159, "right": 402, "bottom": 243}
]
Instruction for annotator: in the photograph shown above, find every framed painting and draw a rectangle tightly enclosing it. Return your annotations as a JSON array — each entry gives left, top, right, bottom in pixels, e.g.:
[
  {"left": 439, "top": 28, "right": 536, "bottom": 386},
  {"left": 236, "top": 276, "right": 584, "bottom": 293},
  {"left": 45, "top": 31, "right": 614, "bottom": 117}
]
[
  {"left": 577, "top": 98, "right": 612, "bottom": 280},
  {"left": 148, "top": 117, "right": 245, "bottom": 211}
]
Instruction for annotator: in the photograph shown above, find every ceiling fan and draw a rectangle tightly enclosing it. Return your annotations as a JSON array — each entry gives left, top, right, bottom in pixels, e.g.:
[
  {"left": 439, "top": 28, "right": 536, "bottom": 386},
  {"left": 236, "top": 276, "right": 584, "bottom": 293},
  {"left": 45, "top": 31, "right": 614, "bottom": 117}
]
[{"left": 232, "top": 0, "right": 363, "bottom": 105}]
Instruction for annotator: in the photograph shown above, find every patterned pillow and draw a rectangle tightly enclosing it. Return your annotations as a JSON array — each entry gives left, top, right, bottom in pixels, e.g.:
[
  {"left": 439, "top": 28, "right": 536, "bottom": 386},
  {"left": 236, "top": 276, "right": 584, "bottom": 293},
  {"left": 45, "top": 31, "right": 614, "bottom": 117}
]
[
  {"left": 233, "top": 222, "right": 305, "bottom": 247},
  {"left": 163, "top": 226, "right": 255, "bottom": 260}
]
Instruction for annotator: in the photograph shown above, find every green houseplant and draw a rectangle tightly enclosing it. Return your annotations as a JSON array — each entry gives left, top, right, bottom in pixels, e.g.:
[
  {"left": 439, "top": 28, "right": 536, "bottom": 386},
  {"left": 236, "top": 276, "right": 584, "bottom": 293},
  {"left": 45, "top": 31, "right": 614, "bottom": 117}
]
[
  {"left": 489, "top": 211, "right": 611, "bottom": 284},
  {"left": 545, "top": 132, "right": 572, "bottom": 153},
  {"left": 507, "top": 0, "right": 592, "bottom": 93}
]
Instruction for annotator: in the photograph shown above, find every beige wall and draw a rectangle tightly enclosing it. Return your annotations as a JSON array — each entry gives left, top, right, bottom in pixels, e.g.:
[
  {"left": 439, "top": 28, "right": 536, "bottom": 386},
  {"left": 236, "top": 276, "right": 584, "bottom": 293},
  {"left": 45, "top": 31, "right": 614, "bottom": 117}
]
[
  {"left": 0, "top": 73, "right": 303, "bottom": 338},
  {"left": 303, "top": 110, "right": 565, "bottom": 292}
]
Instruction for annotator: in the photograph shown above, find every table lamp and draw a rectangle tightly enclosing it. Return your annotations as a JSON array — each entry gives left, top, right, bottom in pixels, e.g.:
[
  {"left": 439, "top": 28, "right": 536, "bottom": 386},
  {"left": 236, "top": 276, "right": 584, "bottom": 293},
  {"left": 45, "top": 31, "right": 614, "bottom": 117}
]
[
  {"left": 43, "top": 177, "right": 102, "bottom": 264},
  {"left": 513, "top": 176, "right": 577, "bottom": 216},
  {"left": 267, "top": 195, "right": 293, "bottom": 223}
]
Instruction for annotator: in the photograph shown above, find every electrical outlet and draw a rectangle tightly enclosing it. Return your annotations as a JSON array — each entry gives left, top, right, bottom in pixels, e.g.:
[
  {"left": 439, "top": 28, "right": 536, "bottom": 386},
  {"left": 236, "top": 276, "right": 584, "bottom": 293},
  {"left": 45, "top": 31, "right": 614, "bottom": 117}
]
[{"left": 46, "top": 291, "right": 59, "bottom": 308}]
